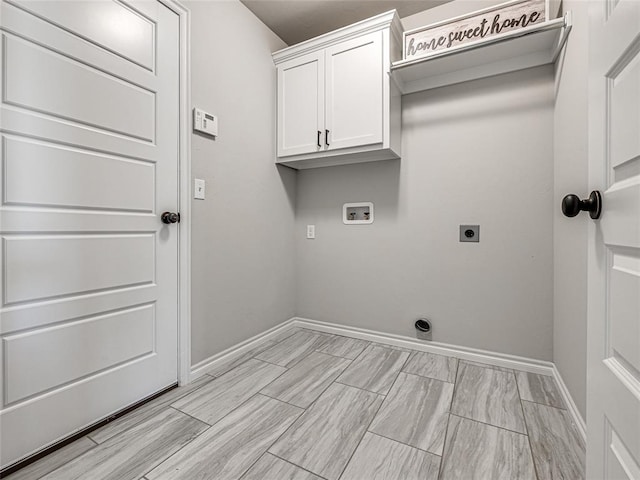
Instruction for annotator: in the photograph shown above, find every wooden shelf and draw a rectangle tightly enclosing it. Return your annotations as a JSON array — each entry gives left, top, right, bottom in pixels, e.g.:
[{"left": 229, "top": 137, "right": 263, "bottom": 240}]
[{"left": 391, "top": 12, "right": 571, "bottom": 94}]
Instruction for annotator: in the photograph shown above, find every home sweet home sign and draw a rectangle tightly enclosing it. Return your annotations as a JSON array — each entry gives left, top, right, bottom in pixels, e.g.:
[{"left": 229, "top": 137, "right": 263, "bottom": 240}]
[{"left": 403, "top": 0, "right": 547, "bottom": 61}]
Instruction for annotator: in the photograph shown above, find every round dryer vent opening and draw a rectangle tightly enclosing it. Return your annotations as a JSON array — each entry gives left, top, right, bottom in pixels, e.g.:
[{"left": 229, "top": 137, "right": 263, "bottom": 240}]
[{"left": 415, "top": 318, "right": 432, "bottom": 341}]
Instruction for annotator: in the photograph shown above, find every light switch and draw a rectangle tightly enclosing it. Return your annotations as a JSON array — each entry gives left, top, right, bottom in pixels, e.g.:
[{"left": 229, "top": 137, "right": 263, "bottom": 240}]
[
  {"left": 306, "top": 225, "right": 315, "bottom": 239},
  {"left": 194, "top": 178, "right": 205, "bottom": 200}
]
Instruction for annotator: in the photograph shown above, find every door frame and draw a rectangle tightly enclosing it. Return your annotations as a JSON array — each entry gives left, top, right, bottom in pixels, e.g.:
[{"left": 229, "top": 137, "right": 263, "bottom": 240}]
[{"left": 157, "top": 0, "right": 191, "bottom": 386}]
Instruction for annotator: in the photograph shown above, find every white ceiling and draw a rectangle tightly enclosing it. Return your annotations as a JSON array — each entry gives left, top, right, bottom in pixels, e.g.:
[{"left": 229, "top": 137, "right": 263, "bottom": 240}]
[{"left": 240, "top": 0, "right": 453, "bottom": 45}]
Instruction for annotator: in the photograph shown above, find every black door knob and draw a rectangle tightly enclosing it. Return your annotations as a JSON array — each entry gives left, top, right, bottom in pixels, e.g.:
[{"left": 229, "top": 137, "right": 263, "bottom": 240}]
[
  {"left": 161, "top": 212, "right": 180, "bottom": 224},
  {"left": 562, "top": 191, "right": 602, "bottom": 219}
]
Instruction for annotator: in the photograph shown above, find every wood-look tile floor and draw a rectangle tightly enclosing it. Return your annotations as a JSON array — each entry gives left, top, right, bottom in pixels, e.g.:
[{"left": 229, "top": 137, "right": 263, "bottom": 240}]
[{"left": 6, "top": 329, "right": 586, "bottom": 480}]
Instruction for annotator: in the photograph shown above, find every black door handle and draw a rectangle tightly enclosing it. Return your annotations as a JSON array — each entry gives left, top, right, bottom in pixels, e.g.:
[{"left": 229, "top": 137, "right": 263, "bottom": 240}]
[
  {"left": 562, "top": 191, "right": 602, "bottom": 219},
  {"left": 317, "top": 130, "right": 321, "bottom": 148},
  {"left": 161, "top": 212, "right": 180, "bottom": 224},
  {"left": 325, "top": 129, "right": 330, "bottom": 147}
]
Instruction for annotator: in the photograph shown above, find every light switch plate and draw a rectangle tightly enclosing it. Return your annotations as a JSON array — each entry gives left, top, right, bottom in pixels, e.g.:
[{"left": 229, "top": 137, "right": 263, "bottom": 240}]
[
  {"left": 194, "top": 178, "right": 205, "bottom": 200},
  {"left": 306, "top": 225, "right": 315, "bottom": 239}
]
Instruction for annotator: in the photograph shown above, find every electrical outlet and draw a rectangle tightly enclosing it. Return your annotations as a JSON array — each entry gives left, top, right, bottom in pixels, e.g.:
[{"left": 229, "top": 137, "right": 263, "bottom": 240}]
[
  {"left": 460, "top": 225, "right": 479, "bottom": 242},
  {"left": 306, "top": 225, "right": 315, "bottom": 239}
]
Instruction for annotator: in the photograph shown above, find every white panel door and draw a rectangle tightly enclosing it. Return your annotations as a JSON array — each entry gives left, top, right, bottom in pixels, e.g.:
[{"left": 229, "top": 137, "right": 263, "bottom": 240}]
[
  {"left": 277, "top": 51, "right": 324, "bottom": 157},
  {"left": 325, "top": 30, "right": 383, "bottom": 151},
  {"left": 587, "top": 1, "right": 640, "bottom": 478},
  {"left": 0, "top": 0, "right": 179, "bottom": 468}
]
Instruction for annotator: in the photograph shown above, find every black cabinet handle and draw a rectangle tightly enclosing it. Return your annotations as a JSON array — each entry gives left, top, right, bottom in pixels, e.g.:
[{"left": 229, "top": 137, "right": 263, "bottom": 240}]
[
  {"left": 317, "top": 130, "right": 321, "bottom": 148},
  {"left": 325, "top": 129, "right": 330, "bottom": 147},
  {"left": 562, "top": 191, "right": 602, "bottom": 219}
]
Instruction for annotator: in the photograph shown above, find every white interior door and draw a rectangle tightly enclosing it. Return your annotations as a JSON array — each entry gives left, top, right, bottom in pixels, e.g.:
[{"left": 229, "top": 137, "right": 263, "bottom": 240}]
[
  {"left": 277, "top": 51, "right": 324, "bottom": 157},
  {"left": 324, "top": 30, "right": 383, "bottom": 151},
  {"left": 0, "top": 0, "right": 179, "bottom": 468},
  {"left": 587, "top": 1, "right": 640, "bottom": 478}
]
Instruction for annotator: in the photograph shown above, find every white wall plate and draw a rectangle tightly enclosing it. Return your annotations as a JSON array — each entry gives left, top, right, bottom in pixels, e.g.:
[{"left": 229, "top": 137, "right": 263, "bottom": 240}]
[{"left": 343, "top": 202, "right": 374, "bottom": 224}]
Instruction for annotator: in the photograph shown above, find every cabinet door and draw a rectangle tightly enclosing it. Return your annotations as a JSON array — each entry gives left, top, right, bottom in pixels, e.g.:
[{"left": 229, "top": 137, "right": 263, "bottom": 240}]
[
  {"left": 277, "top": 51, "right": 324, "bottom": 157},
  {"left": 325, "top": 30, "right": 383, "bottom": 151}
]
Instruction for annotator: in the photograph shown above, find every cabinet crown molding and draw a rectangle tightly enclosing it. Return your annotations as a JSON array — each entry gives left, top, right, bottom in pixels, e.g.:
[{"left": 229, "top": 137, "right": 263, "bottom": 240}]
[{"left": 272, "top": 9, "right": 402, "bottom": 64}]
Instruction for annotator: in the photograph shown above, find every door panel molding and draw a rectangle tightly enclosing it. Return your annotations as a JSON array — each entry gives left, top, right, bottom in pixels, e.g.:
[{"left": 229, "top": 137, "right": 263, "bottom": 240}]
[
  {"left": 2, "top": 134, "right": 156, "bottom": 213},
  {"left": 605, "top": 419, "right": 640, "bottom": 480},
  {"left": 2, "top": 234, "right": 156, "bottom": 306},
  {"left": 7, "top": 0, "right": 156, "bottom": 71},
  {"left": 2, "top": 33, "right": 157, "bottom": 142},
  {"left": 3, "top": 303, "right": 156, "bottom": 405}
]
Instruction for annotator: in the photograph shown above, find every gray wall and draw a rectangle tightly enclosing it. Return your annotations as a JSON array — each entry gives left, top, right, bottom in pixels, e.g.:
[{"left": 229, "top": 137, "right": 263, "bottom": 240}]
[
  {"left": 401, "top": 0, "right": 561, "bottom": 30},
  {"left": 187, "top": 0, "right": 296, "bottom": 366},
  {"left": 184, "top": 0, "right": 589, "bottom": 418},
  {"left": 295, "top": 64, "right": 555, "bottom": 360},
  {"left": 401, "top": 0, "right": 501, "bottom": 31},
  {"left": 552, "top": 0, "right": 589, "bottom": 419}
]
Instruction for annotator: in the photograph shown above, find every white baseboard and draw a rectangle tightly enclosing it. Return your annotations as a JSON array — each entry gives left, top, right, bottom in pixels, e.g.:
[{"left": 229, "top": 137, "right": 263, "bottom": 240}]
[
  {"left": 293, "top": 316, "right": 555, "bottom": 375},
  {"left": 190, "top": 317, "right": 297, "bottom": 379},
  {"left": 551, "top": 365, "right": 587, "bottom": 442},
  {"left": 188, "top": 315, "right": 586, "bottom": 443}
]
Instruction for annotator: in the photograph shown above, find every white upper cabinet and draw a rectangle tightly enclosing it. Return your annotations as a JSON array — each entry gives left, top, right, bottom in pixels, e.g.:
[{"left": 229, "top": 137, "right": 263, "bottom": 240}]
[
  {"left": 325, "top": 31, "right": 383, "bottom": 151},
  {"left": 277, "top": 51, "right": 324, "bottom": 157},
  {"left": 273, "top": 11, "right": 402, "bottom": 169}
]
